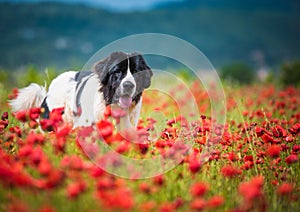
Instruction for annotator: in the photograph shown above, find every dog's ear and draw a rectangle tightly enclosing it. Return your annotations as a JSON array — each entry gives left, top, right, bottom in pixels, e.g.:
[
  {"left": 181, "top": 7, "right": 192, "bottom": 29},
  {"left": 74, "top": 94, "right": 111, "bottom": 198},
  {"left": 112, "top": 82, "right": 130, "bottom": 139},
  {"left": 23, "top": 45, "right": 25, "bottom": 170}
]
[
  {"left": 142, "top": 67, "right": 153, "bottom": 89},
  {"left": 93, "top": 52, "right": 128, "bottom": 85},
  {"left": 130, "top": 53, "right": 153, "bottom": 92},
  {"left": 93, "top": 57, "right": 110, "bottom": 84},
  {"left": 137, "top": 65, "right": 153, "bottom": 89}
]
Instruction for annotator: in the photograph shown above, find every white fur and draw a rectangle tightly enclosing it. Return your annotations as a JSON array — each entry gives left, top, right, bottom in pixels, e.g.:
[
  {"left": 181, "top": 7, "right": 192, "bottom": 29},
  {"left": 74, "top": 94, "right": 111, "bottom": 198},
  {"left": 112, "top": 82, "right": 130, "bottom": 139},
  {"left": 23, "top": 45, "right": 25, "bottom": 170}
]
[
  {"left": 73, "top": 74, "right": 106, "bottom": 127},
  {"left": 130, "top": 97, "right": 142, "bottom": 127},
  {"left": 9, "top": 71, "right": 142, "bottom": 129},
  {"left": 9, "top": 83, "right": 46, "bottom": 112},
  {"left": 120, "top": 59, "right": 136, "bottom": 97},
  {"left": 46, "top": 71, "right": 77, "bottom": 109}
]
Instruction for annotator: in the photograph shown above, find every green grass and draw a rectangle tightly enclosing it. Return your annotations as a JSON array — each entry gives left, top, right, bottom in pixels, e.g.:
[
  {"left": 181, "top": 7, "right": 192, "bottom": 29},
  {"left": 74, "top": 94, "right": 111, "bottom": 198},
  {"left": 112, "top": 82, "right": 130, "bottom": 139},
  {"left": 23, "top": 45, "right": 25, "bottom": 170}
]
[{"left": 0, "top": 70, "right": 299, "bottom": 211}]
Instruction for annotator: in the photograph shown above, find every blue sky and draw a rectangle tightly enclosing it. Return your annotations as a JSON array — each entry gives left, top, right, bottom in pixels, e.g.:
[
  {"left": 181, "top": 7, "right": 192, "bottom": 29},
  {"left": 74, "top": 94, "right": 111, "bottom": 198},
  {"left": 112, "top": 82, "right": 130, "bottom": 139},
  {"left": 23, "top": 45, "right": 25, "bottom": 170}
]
[{"left": 1, "top": 0, "right": 184, "bottom": 11}]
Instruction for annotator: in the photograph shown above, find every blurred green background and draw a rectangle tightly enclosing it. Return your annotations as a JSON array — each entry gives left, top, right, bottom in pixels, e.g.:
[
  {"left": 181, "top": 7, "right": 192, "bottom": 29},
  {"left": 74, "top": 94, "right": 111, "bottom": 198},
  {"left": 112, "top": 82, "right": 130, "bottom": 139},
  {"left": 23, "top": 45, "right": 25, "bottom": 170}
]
[{"left": 0, "top": 0, "right": 300, "bottom": 86}]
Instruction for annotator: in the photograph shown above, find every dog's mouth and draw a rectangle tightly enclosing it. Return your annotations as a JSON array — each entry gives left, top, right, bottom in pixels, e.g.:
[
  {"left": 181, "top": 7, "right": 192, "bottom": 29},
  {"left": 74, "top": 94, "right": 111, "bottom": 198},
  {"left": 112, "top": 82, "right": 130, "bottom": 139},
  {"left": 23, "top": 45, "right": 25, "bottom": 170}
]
[{"left": 118, "top": 95, "right": 132, "bottom": 109}]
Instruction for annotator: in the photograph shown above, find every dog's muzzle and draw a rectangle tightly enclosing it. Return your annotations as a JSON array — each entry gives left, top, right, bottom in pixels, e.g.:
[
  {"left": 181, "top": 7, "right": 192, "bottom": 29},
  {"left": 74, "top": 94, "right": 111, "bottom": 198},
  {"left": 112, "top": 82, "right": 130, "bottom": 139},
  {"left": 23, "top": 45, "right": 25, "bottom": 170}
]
[{"left": 119, "top": 81, "right": 135, "bottom": 108}]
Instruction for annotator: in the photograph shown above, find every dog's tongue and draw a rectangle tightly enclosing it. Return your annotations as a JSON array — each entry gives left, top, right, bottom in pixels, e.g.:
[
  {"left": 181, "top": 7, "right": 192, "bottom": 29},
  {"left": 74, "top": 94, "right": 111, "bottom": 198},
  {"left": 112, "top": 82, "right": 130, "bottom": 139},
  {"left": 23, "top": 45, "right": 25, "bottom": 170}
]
[{"left": 119, "top": 96, "right": 132, "bottom": 108}]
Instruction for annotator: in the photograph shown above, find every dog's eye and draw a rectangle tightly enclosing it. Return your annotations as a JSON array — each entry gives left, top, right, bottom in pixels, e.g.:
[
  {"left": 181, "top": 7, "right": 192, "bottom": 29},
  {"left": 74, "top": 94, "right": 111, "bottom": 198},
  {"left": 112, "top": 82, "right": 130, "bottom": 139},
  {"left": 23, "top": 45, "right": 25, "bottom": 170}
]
[{"left": 112, "top": 72, "right": 121, "bottom": 80}]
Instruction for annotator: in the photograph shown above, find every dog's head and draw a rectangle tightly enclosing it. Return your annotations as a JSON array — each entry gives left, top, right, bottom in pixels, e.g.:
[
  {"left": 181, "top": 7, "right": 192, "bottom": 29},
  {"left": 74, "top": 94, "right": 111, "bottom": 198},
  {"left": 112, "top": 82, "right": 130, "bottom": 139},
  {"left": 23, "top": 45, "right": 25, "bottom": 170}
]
[{"left": 93, "top": 52, "right": 153, "bottom": 108}]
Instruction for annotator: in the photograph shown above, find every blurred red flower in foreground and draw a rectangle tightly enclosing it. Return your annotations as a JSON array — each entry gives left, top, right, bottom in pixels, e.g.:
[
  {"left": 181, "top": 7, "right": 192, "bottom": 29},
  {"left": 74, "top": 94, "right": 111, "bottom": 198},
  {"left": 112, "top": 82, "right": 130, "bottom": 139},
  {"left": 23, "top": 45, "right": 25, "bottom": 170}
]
[
  {"left": 0, "top": 112, "right": 9, "bottom": 133},
  {"left": 267, "top": 145, "right": 281, "bottom": 158},
  {"left": 15, "top": 111, "right": 27, "bottom": 122},
  {"left": 289, "top": 123, "right": 300, "bottom": 134},
  {"left": 1, "top": 81, "right": 299, "bottom": 211},
  {"left": 66, "top": 180, "right": 87, "bottom": 199},
  {"left": 221, "top": 165, "right": 242, "bottom": 178},
  {"left": 206, "top": 195, "right": 224, "bottom": 209},
  {"left": 97, "top": 120, "right": 113, "bottom": 139},
  {"left": 239, "top": 176, "right": 264, "bottom": 201},
  {"left": 190, "top": 182, "right": 209, "bottom": 197},
  {"left": 277, "top": 183, "right": 293, "bottom": 196},
  {"left": 285, "top": 154, "right": 298, "bottom": 164},
  {"left": 190, "top": 198, "right": 206, "bottom": 211},
  {"left": 238, "top": 176, "right": 265, "bottom": 210}
]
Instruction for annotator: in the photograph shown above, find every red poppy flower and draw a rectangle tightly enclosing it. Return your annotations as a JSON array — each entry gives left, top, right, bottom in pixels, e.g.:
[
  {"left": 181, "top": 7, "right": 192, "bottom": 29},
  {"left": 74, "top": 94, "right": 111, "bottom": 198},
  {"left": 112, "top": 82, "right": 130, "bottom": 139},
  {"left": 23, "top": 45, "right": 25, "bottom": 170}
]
[
  {"left": 97, "top": 120, "right": 113, "bottom": 139},
  {"left": 104, "top": 105, "right": 112, "bottom": 119},
  {"left": 138, "top": 143, "right": 149, "bottom": 154},
  {"left": 38, "top": 158, "right": 52, "bottom": 176},
  {"left": 166, "top": 118, "right": 176, "bottom": 126},
  {"left": 37, "top": 169, "right": 65, "bottom": 189},
  {"left": 53, "top": 137, "right": 67, "bottom": 153},
  {"left": 173, "top": 198, "right": 184, "bottom": 209},
  {"left": 255, "top": 127, "right": 266, "bottom": 137},
  {"left": 153, "top": 175, "right": 164, "bottom": 186},
  {"left": 190, "top": 182, "right": 209, "bottom": 197},
  {"left": 10, "top": 126, "right": 22, "bottom": 137},
  {"left": 250, "top": 175, "right": 264, "bottom": 188},
  {"left": 227, "top": 151, "right": 239, "bottom": 162},
  {"left": 26, "top": 132, "right": 45, "bottom": 145},
  {"left": 60, "top": 155, "right": 84, "bottom": 171},
  {"left": 111, "top": 108, "right": 126, "bottom": 119},
  {"left": 221, "top": 165, "right": 242, "bottom": 178},
  {"left": 139, "top": 182, "right": 151, "bottom": 194},
  {"left": 55, "top": 124, "right": 71, "bottom": 138},
  {"left": 18, "top": 144, "right": 33, "bottom": 157},
  {"left": 238, "top": 176, "right": 264, "bottom": 202},
  {"left": 272, "top": 125, "right": 287, "bottom": 138},
  {"left": 89, "top": 165, "right": 105, "bottom": 178},
  {"left": 38, "top": 205, "right": 56, "bottom": 212},
  {"left": 8, "top": 87, "right": 18, "bottom": 99},
  {"left": 29, "top": 107, "right": 41, "bottom": 120},
  {"left": 1, "top": 112, "right": 8, "bottom": 121},
  {"left": 7, "top": 201, "right": 29, "bottom": 212},
  {"left": 29, "top": 120, "right": 39, "bottom": 129},
  {"left": 284, "top": 135, "right": 294, "bottom": 143},
  {"left": 266, "top": 145, "right": 281, "bottom": 158},
  {"left": 0, "top": 119, "right": 8, "bottom": 128},
  {"left": 261, "top": 133, "right": 277, "bottom": 144},
  {"left": 30, "top": 146, "right": 44, "bottom": 165},
  {"left": 189, "top": 159, "right": 201, "bottom": 174},
  {"left": 66, "top": 180, "right": 87, "bottom": 199},
  {"left": 40, "top": 119, "right": 54, "bottom": 132},
  {"left": 206, "top": 195, "right": 224, "bottom": 208},
  {"left": 139, "top": 201, "right": 156, "bottom": 212},
  {"left": 159, "top": 202, "right": 176, "bottom": 212},
  {"left": 285, "top": 154, "right": 298, "bottom": 164},
  {"left": 292, "top": 145, "right": 300, "bottom": 153},
  {"left": 98, "top": 187, "right": 134, "bottom": 210},
  {"left": 277, "top": 183, "right": 293, "bottom": 195},
  {"left": 14, "top": 111, "right": 27, "bottom": 122},
  {"left": 0, "top": 120, "right": 9, "bottom": 133},
  {"left": 289, "top": 123, "right": 300, "bottom": 134},
  {"left": 40, "top": 107, "right": 64, "bottom": 131},
  {"left": 190, "top": 198, "right": 206, "bottom": 211}
]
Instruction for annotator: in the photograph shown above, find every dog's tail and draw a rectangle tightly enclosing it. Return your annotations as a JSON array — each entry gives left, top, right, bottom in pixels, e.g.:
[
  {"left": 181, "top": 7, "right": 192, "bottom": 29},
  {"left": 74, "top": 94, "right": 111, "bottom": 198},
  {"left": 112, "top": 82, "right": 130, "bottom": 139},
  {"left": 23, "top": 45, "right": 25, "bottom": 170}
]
[{"left": 9, "top": 83, "right": 46, "bottom": 112}]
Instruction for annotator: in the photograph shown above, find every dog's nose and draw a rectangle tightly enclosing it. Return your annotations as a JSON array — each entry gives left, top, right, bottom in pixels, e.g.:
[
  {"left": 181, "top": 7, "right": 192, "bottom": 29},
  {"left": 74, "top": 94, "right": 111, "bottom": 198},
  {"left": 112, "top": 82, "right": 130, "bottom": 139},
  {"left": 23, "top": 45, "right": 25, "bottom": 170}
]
[{"left": 123, "top": 81, "right": 134, "bottom": 90}]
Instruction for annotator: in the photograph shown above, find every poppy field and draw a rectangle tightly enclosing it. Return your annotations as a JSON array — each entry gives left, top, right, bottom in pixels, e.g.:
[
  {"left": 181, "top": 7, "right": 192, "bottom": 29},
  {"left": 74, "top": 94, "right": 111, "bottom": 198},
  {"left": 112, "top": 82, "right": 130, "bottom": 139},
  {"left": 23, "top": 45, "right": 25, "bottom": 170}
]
[{"left": 0, "top": 75, "right": 299, "bottom": 212}]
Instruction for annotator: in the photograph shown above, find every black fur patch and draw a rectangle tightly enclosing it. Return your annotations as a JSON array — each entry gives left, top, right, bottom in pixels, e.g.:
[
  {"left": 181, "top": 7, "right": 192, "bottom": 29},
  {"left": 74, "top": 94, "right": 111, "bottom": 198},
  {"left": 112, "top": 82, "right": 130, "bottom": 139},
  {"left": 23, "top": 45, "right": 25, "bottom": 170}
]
[
  {"left": 74, "top": 71, "right": 93, "bottom": 115},
  {"left": 93, "top": 52, "right": 153, "bottom": 106},
  {"left": 75, "top": 71, "right": 93, "bottom": 89},
  {"left": 40, "top": 97, "right": 50, "bottom": 119}
]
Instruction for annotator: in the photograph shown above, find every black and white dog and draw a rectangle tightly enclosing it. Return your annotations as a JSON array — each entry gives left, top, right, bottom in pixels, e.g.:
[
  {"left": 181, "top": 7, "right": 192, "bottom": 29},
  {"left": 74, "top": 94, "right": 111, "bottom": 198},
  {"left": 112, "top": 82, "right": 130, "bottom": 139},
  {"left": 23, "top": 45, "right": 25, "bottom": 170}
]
[{"left": 9, "top": 52, "right": 153, "bottom": 128}]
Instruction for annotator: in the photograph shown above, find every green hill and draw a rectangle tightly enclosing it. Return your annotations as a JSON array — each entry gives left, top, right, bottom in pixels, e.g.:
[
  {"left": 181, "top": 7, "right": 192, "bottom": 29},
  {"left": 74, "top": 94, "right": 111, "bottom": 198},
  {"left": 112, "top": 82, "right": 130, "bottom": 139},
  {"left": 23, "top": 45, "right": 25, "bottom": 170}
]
[{"left": 1, "top": 1, "right": 300, "bottom": 70}]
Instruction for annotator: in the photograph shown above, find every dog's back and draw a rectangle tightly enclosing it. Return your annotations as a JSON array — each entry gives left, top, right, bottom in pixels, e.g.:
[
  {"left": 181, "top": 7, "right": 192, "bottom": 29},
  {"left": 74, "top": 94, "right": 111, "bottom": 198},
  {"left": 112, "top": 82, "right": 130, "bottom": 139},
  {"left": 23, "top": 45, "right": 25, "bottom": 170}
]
[
  {"left": 46, "top": 71, "right": 77, "bottom": 110},
  {"left": 9, "top": 71, "right": 77, "bottom": 117}
]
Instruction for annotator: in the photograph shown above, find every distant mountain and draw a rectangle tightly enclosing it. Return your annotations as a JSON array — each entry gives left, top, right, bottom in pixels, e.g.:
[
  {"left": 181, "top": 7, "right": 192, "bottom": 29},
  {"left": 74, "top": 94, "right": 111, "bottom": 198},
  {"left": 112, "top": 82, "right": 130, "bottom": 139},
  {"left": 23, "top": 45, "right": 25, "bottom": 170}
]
[
  {"left": 156, "top": 0, "right": 300, "bottom": 13},
  {"left": 0, "top": 1, "right": 300, "bottom": 70}
]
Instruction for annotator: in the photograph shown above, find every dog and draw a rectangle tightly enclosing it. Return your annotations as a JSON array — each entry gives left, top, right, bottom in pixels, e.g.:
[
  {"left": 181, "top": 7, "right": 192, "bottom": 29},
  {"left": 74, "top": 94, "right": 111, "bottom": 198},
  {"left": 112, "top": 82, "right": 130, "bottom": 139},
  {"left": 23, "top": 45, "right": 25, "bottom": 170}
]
[{"left": 9, "top": 52, "right": 153, "bottom": 129}]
